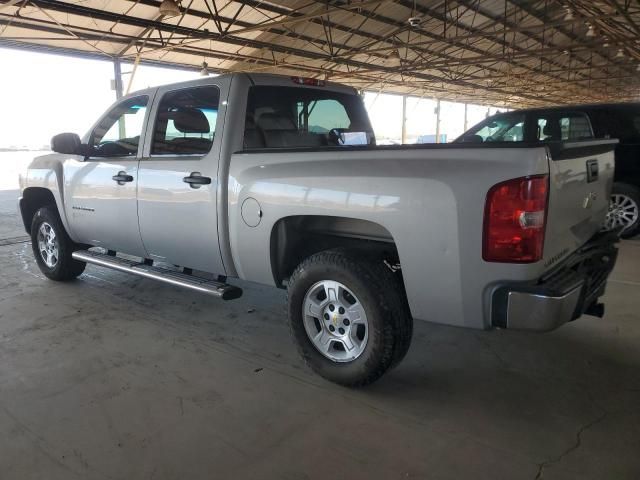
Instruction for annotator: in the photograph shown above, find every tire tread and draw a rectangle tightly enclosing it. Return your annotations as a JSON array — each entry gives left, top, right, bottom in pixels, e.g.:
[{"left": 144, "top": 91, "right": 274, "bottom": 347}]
[
  {"left": 287, "top": 248, "right": 412, "bottom": 387},
  {"left": 31, "top": 206, "right": 86, "bottom": 281}
]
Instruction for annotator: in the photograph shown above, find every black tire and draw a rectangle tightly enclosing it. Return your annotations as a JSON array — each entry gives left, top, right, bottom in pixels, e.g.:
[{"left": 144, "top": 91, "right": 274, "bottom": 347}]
[
  {"left": 31, "top": 206, "right": 86, "bottom": 281},
  {"left": 607, "top": 183, "right": 640, "bottom": 239},
  {"left": 287, "top": 249, "right": 412, "bottom": 387}
]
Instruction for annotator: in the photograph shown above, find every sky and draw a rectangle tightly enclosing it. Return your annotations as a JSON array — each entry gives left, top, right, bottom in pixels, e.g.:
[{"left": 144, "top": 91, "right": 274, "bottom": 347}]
[
  {"left": 0, "top": 47, "right": 500, "bottom": 149},
  {"left": 0, "top": 48, "right": 198, "bottom": 149}
]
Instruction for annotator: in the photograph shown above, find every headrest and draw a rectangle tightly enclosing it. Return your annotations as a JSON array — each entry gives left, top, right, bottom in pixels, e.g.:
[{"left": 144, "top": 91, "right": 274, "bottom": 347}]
[
  {"left": 170, "top": 107, "right": 209, "bottom": 134},
  {"left": 257, "top": 113, "right": 296, "bottom": 131},
  {"left": 245, "top": 114, "right": 257, "bottom": 129}
]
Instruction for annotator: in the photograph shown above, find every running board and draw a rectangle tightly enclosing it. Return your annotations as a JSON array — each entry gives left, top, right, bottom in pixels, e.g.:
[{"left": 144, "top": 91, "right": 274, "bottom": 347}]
[{"left": 72, "top": 250, "right": 242, "bottom": 300}]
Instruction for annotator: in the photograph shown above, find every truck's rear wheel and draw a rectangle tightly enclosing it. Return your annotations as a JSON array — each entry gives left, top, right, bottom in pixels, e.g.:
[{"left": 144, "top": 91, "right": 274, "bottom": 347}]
[
  {"left": 604, "top": 183, "right": 640, "bottom": 238},
  {"left": 287, "top": 249, "right": 412, "bottom": 387},
  {"left": 31, "top": 206, "right": 86, "bottom": 281}
]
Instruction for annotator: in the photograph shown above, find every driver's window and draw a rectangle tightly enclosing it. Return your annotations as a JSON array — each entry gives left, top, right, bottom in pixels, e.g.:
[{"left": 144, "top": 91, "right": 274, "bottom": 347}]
[{"left": 90, "top": 96, "right": 148, "bottom": 157}]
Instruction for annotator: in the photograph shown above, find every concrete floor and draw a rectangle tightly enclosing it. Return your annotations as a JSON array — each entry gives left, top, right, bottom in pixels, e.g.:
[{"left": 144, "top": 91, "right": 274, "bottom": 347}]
[{"left": 0, "top": 189, "right": 639, "bottom": 480}]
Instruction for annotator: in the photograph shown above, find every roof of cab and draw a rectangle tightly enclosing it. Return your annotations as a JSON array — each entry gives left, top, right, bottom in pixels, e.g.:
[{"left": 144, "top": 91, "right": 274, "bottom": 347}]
[{"left": 124, "top": 72, "right": 357, "bottom": 99}]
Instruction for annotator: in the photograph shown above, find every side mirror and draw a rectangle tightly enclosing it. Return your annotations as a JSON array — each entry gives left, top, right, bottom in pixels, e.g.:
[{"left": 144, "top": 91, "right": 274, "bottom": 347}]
[{"left": 51, "top": 132, "right": 81, "bottom": 155}]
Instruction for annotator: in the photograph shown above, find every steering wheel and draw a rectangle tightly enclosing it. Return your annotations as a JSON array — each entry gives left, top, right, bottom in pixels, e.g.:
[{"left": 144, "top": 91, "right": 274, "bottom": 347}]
[{"left": 95, "top": 141, "right": 131, "bottom": 156}]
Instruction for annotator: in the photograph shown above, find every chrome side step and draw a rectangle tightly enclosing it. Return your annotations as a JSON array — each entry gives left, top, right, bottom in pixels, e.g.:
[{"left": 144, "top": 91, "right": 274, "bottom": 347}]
[{"left": 72, "top": 250, "right": 242, "bottom": 300}]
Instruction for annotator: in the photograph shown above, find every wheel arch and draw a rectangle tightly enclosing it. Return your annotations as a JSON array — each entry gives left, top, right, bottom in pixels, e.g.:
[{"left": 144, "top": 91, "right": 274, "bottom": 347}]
[
  {"left": 20, "top": 187, "right": 59, "bottom": 234},
  {"left": 269, "top": 215, "right": 403, "bottom": 288}
]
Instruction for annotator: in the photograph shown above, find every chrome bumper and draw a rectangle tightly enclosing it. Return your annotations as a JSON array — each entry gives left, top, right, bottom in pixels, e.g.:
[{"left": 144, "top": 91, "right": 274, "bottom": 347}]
[
  {"left": 505, "top": 286, "right": 583, "bottom": 331},
  {"left": 491, "top": 231, "right": 619, "bottom": 332}
]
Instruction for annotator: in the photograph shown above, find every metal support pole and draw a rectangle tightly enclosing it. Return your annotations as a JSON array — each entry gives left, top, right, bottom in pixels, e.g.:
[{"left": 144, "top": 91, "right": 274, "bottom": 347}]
[
  {"left": 113, "top": 57, "right": 123, "bottom": 100},
  {"left": 125, "top": 55, "right": 141, "bottom": 96},
  {"left": 464, "top": 103, "right": 468, "bottom": 132},
  {"left": 435, "top": 99, "right": 441, "bottom": 143},
  {"left": 113, "top": 57, "right": 125, "bottom": 139},
  {"left": 401, "top": 95, "right": 407, "bottom": 144}
]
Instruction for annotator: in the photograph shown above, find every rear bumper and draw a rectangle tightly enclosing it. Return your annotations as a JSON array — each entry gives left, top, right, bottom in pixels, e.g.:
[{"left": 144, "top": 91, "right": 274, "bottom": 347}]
[{"left": 490, "top": 230, "right": 619, "bottom": 332}]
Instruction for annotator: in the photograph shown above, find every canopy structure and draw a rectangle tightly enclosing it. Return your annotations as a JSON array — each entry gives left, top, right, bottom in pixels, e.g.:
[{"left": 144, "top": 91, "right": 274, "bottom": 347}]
[{"left": 1, "top": 0, "right": 639, "bottom": 107}]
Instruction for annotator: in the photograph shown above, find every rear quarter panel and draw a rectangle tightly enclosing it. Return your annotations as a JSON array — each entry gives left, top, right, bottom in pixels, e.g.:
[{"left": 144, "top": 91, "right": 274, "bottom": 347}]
[{"left": 227, "top": 145, "right": 550, "bottom": 329}]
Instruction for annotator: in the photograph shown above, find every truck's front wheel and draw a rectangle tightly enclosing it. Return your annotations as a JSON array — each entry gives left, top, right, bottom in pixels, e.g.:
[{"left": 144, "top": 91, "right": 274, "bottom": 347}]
[
  {"left": 287, "top": 249, "right": 412, "bottom": 386},
  {"left": 31, "top": 206, "right": 86, "bottom": 281}
]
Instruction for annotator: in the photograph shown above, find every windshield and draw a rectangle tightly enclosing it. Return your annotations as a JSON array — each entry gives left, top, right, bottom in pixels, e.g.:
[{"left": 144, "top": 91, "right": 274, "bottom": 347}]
[{"left": 457, "top": 113, "right": 525, "bottom": 143}]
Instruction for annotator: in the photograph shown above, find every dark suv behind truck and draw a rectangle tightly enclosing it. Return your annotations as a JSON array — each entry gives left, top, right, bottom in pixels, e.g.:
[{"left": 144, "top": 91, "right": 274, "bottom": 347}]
[{"left": 456, "top": 103, "right": 640, "bottom": 238}]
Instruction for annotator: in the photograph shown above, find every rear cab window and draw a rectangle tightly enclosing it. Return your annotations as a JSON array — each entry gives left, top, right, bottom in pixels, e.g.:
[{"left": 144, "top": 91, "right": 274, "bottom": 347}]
[{"left": 243, "top": 86, "right": 374, "bottom": 149}]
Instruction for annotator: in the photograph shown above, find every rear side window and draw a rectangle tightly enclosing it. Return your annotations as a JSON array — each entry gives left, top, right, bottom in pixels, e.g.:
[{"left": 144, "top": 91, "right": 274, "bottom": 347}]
[
  {"left": 593, "top": 107, "right": 640, "bottom": 141},
  {"left": 243, "top": 86, "right": 374, "bottom": 149},
  {"left": 152, "top": 86, "right": 219, "bottom": 155},
  {"left": 535, "top": 113, "right": 593, "bottom": 141},
  {"left": 460, "top": 114, "right": 525, "bottom": 142},
  {"left": 90, "top": 96, "right": 148, "bottom": 157},
  {"left": 561, "top": 114, "right": 593, "bottom": 140}
]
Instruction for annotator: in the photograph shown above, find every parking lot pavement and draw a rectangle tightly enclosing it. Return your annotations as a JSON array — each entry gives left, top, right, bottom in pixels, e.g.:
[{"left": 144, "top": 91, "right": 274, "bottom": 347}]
[{"left": 0, "top": 200, "right": 639, "bottom": 479}]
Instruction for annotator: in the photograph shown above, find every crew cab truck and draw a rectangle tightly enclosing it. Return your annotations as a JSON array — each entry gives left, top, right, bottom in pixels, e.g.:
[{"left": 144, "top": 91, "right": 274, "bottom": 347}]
[{"left": 19, "top": 73, "right": 619, "bottom": 386}]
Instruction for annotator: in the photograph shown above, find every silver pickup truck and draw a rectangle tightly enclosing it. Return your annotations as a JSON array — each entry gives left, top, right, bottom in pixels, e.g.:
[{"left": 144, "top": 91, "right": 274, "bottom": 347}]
[{"left": 19, "top": 73, "right": 619, "bottom": 386}]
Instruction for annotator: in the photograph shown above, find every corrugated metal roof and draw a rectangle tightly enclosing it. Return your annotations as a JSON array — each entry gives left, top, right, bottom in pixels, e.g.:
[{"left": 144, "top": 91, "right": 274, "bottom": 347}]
[{"left": 1, "top": 0, "right": 639, "bottom": 107}]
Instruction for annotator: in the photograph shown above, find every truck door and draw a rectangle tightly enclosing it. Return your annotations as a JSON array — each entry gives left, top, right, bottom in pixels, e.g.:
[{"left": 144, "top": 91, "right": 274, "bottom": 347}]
[
  {"left": 64, "top": 95, "right": 149, "bottom": 257},
  {"left": 137, "top": 82, "right": 226, "bottom": 275}
]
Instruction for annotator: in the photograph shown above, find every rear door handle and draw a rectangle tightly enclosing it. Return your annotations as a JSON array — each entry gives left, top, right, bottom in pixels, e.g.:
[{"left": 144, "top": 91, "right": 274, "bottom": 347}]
[
  {"left": 183, "top": 172, "right": 212, "bottom": 188},
  {"left": 112, "top": 171, "right": 134, "bottom": 185}
]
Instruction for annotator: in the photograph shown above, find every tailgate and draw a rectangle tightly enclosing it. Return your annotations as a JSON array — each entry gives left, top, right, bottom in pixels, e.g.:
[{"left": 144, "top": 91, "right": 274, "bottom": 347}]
[{"left": 543, "top": 139, "right": 618, "bottom": 268}]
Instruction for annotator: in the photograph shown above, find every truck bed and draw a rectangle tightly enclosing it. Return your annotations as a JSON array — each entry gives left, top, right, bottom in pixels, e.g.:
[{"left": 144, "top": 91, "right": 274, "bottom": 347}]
[{"left": 225, "top": 139, "right": 617, "bottom": 329}]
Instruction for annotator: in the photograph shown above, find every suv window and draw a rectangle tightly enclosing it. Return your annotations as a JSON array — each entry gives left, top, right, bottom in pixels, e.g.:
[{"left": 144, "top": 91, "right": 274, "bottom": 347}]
[
  {"left": 243, "top": 86, "right": 373, "bottom": 149},
  {"left": 460, "top": 113, "right": 525, "bottom": 142},
  {"left": 90, "top": 96, "right": 148, "bottom": 157},
  {"left": 535, "top": 113, "right": 593, "bottom": 141},
  {"left": 593, "top": 107, "right": 640, "bottom": 141},
  {"left": 152, "top": 86, "right": 219, "bottom": 155}
]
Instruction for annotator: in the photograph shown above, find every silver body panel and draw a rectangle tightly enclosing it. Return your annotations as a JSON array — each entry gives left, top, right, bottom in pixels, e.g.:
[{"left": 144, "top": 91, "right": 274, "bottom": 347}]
[
  {"left": 63, "top": 157, "right": 147, "bottom": 256},
  {"left": 20, "top": 73, "right": 616, "bottom": 330},
  {"left": 227, "top": 146, "right": 552, "bottom": 329},
  {"left": 135, "top": 77, "right": 231, "bottom": 273}
]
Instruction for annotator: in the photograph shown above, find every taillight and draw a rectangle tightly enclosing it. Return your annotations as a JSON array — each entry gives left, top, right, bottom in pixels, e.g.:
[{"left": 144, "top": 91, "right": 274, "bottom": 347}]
[{"left": 483, "top": 175, "right": 549, "bottom": 263}]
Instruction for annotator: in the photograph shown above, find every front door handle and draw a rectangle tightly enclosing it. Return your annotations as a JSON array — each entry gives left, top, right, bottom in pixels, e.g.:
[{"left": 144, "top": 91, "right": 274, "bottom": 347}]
[
  {"left": 112, "top": 171, "right": 134, "bottom": 185},
  {"left": 183, "top": 172, "right": 212, "bottom": 188}
]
